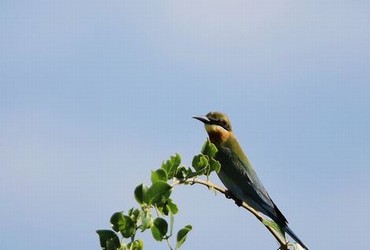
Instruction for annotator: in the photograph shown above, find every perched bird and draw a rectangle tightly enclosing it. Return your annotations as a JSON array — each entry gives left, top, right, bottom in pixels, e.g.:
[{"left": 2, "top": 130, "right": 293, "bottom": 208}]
[{"left": 193, "top": 111, "right": 308, "bottom": 249}]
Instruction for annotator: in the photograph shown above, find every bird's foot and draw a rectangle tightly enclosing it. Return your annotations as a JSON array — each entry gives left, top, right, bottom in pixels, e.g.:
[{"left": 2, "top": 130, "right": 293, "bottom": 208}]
[
  {"left": 224, "top": 189, "right": 232, "bottom": 199},
  {"left": 224, "top": 190, "right": 243, "bottom": 207},
  {"left": 234, "top": 199, "right": 243, "bottom": 207}
]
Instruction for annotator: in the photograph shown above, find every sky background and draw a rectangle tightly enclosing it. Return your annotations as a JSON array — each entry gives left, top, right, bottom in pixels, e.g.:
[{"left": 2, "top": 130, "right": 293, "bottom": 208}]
[{"left": 1, "top": 1, "right": 370, "bottom": 249}]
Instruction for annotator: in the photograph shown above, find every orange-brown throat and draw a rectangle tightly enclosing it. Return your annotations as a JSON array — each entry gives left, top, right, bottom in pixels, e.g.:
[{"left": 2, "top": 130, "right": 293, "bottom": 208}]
[{"left": 205, "top": 125, "right": 230, "bottom": 144}]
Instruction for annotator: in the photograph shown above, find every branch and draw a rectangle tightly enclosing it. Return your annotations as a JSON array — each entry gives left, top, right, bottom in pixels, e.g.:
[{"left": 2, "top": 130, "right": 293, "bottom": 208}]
[{"left": 172, "top": 177, "right": 288, "bottom": 250}]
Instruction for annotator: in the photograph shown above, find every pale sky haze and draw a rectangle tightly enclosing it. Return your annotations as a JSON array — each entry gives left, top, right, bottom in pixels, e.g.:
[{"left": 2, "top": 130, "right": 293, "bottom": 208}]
[{"left": 1, "top": 1, "right": 370, "bottom": 249}]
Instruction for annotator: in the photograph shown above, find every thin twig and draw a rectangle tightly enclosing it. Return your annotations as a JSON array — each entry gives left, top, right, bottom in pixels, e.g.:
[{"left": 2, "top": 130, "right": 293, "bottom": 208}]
[
  {"left": 165, "top": 238, "right": 173, "bottom": 250},
  {"left": 172, "top": 177, "right": 288, "bottom": 250}
]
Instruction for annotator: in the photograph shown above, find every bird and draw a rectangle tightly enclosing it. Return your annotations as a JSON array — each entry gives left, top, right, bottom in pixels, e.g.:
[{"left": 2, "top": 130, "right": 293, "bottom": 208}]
[{"left": 193, "top": 111, "right": 308, "bottom": 249}]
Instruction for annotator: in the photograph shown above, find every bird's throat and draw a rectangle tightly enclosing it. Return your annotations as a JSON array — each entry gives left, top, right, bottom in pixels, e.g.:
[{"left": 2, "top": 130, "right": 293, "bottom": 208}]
[{"left": 205, "top": 125, "right": 230, "bottom": 144}]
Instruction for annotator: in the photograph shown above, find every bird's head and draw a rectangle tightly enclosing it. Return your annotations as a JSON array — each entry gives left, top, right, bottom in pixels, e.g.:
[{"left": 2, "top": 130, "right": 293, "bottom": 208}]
[{"left": 193, "top": 112, "right": 233, "bottom": 144}]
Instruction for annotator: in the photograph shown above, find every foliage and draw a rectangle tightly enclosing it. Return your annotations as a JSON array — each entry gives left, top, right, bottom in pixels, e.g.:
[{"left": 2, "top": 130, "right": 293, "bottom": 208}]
[
  {"left": 96, "top": 140, "right": 303, "bottom": 250},
  {"left": 96, "top": 140, "right": 219, "bottom": 250}
]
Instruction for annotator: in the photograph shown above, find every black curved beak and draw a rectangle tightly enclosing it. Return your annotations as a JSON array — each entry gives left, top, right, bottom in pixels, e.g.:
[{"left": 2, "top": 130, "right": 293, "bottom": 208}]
[{"left": 192, "top": 116, "right": 211, "bottom": 124}]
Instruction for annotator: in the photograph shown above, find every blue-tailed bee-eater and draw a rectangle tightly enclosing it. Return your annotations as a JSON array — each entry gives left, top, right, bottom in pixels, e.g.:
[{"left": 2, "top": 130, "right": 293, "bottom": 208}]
[{"left": 194, "top": 111, "right": 308, "bottom": 249}]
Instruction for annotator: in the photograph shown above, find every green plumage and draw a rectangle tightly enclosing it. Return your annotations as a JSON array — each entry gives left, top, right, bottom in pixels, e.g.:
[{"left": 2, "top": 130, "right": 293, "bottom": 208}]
[
  {"left": 193, "top": 112, "right": 308, "bottom": 249},
  {"left": 215, "top": 135, "right": 288, "bottom": 225}
]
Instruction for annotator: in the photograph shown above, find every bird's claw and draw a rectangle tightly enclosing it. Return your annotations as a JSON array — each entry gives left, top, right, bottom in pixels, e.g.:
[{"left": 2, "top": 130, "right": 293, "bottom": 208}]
[
  {"left": 225, "top": 190, "right": 243, "bottom": 206},
  {"left": 224, "top": 189, "right": 233, "bottom": 199},
  {"left": 235, "top": 199, "right": 243, "bottom": 207}
]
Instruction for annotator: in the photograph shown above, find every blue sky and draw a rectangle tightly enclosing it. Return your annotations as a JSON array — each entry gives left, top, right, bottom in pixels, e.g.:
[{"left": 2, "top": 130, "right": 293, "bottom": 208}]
[{"left": 1, "top": 1, "right": 369, "bottom": 249}]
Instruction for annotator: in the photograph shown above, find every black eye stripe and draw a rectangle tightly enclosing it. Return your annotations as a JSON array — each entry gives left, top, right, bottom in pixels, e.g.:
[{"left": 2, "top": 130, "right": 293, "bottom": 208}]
[
  {"left": 208, "top": 118, "right": 230, "bottom": 131},
  {"left": 221, "top": 123, "right": 231, "bottom": 131}
]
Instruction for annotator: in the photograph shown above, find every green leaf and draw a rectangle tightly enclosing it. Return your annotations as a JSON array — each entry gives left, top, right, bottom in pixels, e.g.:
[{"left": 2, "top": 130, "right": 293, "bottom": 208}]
[
  {"left": 134, "top": 184, "right": 148, "bottom": 204},
  {"left": 262, "top": 219, "right": 285, "bottom": 237},
  {"left": 151, "top": 217, "right": 168, "bottom": 241},
  {"left": 151, "top": 169, "right": 168, "bottom": 183},
  {"left": 160, "top": 202, "right": 170, "bottom": 216},
  {"left": 184, "top": 170, "right": 199, "bottom": 179},
  {"left": 110, "top": 212, "right": 125, "bottom": 232},
  {"left": 176, "top": 225, "right": 192, "bottom": 249},
  {"left": 174, "top": 166, "right": 187, "bottom": 179},
  {"left": 96, "top": 230, "right": 120, "bottom": 249},
  {"left": 111, "top": 213, "right": 135, "bottom": 238},
  {"left": 145, "top": 181, "right": 172, "bottom": 205},
  {"left": 209, "top": 158, "right": 221, "bottom": 173},
  {"left": 170, "top": 153, "right": 181, "bottom": 173},
  {"left": 192, "top": 154, "right": 209, "bottom": 172},
  {"left": 121, "top": 215, "right": 136, "bottom": 238},
  {"left": 166, "top": 199, "right": 178, "bottom": 214},
  {"left": 176, "top": 167, "right": 194, "bottom": 179},
  {"left": 161, "top": 153, "right": 181, "bottom": 179},
  {"left": 128, "top": 208, "right": 140, "bottom": 222},
  {"left": 169, "top": 212, "right": 174, "bottom": 236},
  {"left": 128, "top": 239, "right": 143, "bottom": 250},
  {"left": 201, "top": 140, "right": 218, "bottom": 158},
  {"left": 120, "top": 242, "right": 128, "bottom": 250},
  {"left": 106, "top": 238, "right": 119, "bottom": 250},
  {"left": 140, "top": 209, "right": 152, "bottom": 232}
]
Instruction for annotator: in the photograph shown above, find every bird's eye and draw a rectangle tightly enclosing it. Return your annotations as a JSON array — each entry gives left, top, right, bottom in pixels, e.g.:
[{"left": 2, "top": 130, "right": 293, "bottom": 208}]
[{"left": 219, "top": 119, "right": 230, "bottom": 131}]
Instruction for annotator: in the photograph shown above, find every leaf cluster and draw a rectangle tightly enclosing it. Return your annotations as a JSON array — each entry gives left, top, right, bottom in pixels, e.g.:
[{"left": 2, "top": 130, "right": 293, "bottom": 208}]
[{"left": 97, "top": 140, "right": 220, "bottom": 250}]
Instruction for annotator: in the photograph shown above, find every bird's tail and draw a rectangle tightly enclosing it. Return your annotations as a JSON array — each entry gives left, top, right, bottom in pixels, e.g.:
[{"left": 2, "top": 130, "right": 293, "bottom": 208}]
[{"left": 284, "top": 225, "right": 309, "bottom": 250}]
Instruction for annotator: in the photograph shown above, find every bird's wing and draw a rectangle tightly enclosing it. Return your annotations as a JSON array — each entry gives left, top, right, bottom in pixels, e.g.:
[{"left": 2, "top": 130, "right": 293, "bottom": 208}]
[{"left": 218, "top": 146, "right": 287, "bottom": 223}]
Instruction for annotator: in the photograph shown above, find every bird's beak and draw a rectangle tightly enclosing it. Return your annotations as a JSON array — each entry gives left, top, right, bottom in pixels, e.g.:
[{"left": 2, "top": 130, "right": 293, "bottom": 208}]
[{"left": 192, "top": 116, "right": 211, "bottom": 124}]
